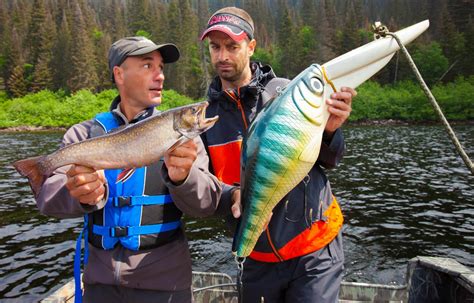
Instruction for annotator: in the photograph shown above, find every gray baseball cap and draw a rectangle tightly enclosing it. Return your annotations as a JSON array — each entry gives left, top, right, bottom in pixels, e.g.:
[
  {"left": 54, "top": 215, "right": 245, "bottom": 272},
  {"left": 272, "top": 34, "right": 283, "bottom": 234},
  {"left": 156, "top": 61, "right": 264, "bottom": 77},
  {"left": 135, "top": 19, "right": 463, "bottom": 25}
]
[{"left": 108, "top": 36, "right": 180, "bottom": 82}]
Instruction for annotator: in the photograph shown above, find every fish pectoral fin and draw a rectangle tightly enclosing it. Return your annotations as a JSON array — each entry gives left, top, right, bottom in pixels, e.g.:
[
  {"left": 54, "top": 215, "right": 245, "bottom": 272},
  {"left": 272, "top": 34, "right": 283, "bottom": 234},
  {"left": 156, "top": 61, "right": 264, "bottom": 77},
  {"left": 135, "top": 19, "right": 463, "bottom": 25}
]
[
  {"left": 116, "top": 168, "right": 136, "bottom": 183},
  {"left": 168, "top": 136, "right": 190, "bottom": 153},
  {"left": 299, "top": 133, "right": 323, "bottom": 163}
]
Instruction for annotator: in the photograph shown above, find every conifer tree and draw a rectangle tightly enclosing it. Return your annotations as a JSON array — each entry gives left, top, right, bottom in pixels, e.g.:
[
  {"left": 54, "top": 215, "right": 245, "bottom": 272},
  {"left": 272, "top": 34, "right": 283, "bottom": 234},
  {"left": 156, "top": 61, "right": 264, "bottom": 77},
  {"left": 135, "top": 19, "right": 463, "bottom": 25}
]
[
  {"left": 5, "top": 27, "right": 26, "bottom": 96},
  {"left": 8, "top": 64, "right": 28, "bottom": 97},
  {"left": 127, "top": 0, "right": 152, "bottom": 35},
  {"left": 439, "top": 1, "right": 465, "bottom": 68},
  {"left": 94, "top": 31, "right": 113, "bottom": 90},
  {"left": 26, "top": 0, "right": 47, "bottom": 65},
  {"left": 165, "top": 0, "right": 181, "bottom": 92},
  {"left": 52, "top": 10, "right": 71, "bottom": 91},
  {"left": 276, "top": 1, "right": 296, "bottom": 78},
  {"left": 318, "top": 0, "right": 336, "bottom": 62},
  {"left": 67, "top": 2, "right": 99, "bottom": 92},
  {"left": 31, "top": 11, "right": 56, "bottom": 92},
  {"left": 197, "top": 0, "right": 212, "bottom": 95}
]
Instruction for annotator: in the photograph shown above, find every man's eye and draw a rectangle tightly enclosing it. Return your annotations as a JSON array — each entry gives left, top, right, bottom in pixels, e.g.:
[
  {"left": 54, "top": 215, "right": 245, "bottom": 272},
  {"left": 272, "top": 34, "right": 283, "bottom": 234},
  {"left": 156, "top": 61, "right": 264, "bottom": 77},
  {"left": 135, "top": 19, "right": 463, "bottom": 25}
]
[{"left": 144, "top": 63, "right": 151, "bottom": 69}]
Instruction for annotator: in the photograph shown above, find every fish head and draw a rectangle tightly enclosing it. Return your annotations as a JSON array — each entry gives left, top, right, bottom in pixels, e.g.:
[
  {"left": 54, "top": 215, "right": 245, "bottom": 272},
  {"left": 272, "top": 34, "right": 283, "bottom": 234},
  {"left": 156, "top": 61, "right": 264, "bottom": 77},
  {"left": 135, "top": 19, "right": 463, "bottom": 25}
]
[
  {"left": 289, "top": 64, "right": 328, "bottom": 126},
  {"left": 174, "top": 101, "right": 219, "bottom": 138}
]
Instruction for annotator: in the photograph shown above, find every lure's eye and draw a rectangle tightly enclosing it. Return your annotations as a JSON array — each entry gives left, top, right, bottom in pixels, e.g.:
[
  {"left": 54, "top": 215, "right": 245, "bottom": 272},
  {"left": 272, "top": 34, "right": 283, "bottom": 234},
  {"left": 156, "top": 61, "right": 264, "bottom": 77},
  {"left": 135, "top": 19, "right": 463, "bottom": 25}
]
[{"left": 310, "top": 77, "right": 324, "bottom": 95}]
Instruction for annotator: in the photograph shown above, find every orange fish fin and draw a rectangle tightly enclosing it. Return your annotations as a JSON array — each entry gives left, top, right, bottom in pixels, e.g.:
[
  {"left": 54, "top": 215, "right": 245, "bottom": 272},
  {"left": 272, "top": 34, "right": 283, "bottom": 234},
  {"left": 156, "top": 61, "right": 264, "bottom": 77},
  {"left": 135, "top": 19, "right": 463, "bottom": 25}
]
[
  {"left": 12, "top": 156, "right": 47, "bottom": 198},
  {"left": 116, "top": 168, "right": 136, "bottom": 183}
]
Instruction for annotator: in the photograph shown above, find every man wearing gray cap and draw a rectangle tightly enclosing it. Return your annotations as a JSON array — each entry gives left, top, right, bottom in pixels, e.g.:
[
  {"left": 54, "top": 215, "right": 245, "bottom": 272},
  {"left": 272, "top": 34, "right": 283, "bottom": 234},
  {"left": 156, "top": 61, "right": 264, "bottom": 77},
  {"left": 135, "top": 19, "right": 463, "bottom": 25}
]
[{"left": 35, "top": 36, "right": 222, "bottom": 302}]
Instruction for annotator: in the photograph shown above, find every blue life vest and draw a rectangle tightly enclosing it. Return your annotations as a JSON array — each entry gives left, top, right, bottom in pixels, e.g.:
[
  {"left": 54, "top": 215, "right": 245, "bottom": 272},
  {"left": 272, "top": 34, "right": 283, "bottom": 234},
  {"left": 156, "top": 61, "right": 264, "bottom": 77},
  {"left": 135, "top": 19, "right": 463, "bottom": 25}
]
[{"left": 87, "top": 111, "right": 183, "bottom": 251}]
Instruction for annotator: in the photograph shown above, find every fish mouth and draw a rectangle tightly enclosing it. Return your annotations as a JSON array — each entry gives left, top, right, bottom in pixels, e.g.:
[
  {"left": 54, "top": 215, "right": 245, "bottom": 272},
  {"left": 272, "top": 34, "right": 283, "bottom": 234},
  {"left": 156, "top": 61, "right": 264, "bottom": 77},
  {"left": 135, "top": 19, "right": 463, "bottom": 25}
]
[{"left": 198, "top": 101, "right": 219, "bottom": 131}]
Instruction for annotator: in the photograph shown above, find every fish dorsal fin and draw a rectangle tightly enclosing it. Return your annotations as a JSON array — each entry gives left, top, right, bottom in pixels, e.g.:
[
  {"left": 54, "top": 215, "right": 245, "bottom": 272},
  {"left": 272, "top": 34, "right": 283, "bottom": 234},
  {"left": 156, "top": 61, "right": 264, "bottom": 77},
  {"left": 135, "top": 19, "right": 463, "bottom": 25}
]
[{"left": 299, "top": 132, "right": 323, "bottom": 163}]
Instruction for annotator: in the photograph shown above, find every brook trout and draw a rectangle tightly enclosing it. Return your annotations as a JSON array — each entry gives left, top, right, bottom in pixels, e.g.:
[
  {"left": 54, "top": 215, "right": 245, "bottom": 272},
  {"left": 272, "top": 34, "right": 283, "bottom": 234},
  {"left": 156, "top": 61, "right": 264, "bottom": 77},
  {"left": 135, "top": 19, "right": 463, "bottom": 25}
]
[
  {"left": 13, "top": 101, "right": 218, "bottom": 198},
  {"left": 233, "top": 20, "right": 430, "bottom": 257}
]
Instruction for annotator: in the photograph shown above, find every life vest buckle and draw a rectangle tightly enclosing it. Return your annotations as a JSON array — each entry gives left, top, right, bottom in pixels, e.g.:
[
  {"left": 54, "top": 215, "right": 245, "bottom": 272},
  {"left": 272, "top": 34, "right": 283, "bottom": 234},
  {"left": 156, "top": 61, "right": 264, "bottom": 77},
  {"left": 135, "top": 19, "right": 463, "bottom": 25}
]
[
  {"left": 110, "top": 226, "right": 128, "bottom": 237},
  {"left": 113, "top": 196, "right": 131, "bottom": 207}
]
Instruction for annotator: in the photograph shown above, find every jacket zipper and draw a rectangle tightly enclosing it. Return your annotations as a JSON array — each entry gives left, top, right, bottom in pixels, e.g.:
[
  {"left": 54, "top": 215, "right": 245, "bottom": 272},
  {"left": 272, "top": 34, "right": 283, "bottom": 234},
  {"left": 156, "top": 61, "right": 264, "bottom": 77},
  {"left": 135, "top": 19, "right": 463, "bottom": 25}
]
[
  {"left": 266, "top": 228, "right": 283, "bottom": 261},
  {"left": 224, "top": 88, "right": 248, "bottom": 129}
]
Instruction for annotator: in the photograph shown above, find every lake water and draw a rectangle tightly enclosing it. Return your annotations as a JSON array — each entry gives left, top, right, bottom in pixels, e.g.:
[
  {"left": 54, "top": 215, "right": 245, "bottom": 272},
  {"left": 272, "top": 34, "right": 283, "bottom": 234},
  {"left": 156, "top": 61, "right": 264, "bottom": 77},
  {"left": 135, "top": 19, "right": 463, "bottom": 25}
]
[{"left": 0, "top": 124, "right": 473, "bottom": 302}]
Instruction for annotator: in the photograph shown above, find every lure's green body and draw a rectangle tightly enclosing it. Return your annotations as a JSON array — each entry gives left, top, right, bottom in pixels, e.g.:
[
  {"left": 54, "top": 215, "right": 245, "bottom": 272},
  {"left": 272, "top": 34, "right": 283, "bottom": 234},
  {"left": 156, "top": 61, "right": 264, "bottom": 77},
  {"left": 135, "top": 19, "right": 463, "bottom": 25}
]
[{"left": 233, "top": 64, "right": 329, "bottom": 257}]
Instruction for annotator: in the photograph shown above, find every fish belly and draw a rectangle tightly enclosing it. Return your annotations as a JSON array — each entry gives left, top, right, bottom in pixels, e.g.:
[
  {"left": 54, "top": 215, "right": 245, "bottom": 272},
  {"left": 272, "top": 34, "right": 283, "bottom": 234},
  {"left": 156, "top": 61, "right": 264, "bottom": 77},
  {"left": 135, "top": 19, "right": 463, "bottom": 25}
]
[{"left": 236, "top": 103, "right": 319, "bottom": 257}]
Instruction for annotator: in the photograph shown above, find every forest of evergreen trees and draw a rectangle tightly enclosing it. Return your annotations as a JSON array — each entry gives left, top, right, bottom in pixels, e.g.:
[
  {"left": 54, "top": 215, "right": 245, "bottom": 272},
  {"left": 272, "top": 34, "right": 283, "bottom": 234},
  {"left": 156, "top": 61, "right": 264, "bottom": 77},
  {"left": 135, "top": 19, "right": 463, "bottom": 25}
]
[{"left": 0, "top": 0, "right": 473, "bottom": 99}]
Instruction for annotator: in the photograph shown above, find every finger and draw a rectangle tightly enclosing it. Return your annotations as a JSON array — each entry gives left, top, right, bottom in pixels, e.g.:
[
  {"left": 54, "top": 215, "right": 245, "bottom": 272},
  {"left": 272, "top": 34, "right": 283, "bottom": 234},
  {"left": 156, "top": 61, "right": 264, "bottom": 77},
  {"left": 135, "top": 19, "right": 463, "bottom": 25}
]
[
  {"left": 180, "top": 139, "right": 197, "bottom": 149},
  {"left": 168, "top": 144, "right": 197, "bottom": 160},
  {"left": 326, "top": 98, "right": 352, "bottom": 111},
  {"left": 66, "top": 164, "right": 95, "bottom": 177},
  {"left": 71, "top": 179, "right": 105, "bottom": 203},
  {"left": 341, "top": 86, "right": 357, "bottom": 97},
  {"left": 327, "top": 105, "right": 351, "bottom": 119},
  {"left": 166, "top": 156, "right": 194, "bottom": 171},
  {"left": 231, "top": 201, "right": 241, "bottom": 218},
  {"left": 331, "top": 91, "right": 353, "bottom": 105}
]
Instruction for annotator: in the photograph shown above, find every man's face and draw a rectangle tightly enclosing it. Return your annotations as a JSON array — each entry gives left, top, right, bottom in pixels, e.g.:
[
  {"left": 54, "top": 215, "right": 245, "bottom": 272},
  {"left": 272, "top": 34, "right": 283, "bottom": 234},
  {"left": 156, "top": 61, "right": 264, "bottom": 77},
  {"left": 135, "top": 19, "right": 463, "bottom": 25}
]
[
  {"left": 115, "top": 51, "right": 165, "bottom": 109},
  {"left": 207, "top": 31, "right": 255, "bottom": 83}
]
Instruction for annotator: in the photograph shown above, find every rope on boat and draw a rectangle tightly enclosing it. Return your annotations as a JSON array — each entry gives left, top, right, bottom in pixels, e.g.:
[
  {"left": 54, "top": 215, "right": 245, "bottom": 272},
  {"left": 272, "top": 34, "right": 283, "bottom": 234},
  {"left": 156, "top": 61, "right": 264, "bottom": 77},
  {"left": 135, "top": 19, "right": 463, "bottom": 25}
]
[{"left": 372, "top": 22, "right": 474, "bottom": 175}]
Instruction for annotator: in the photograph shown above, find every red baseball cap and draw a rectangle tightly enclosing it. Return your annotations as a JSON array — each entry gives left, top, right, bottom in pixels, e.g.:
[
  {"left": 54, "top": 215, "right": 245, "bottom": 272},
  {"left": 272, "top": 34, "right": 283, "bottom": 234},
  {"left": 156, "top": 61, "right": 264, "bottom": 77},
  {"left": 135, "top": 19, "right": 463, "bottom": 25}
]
[{"left": 200, "top": 12, "right": 254, "bottom": 42}]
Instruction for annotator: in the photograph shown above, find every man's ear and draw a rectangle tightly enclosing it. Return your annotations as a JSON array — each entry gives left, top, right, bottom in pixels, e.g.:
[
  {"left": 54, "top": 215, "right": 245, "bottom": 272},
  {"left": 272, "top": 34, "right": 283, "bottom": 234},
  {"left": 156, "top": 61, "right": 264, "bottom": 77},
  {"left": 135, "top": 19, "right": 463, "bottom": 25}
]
[
  {"left": 113, "top": 66, "right": 124, "bottom": 85},
  {"left": 248, "top": 39, "right": 256, "bottom": 57}
]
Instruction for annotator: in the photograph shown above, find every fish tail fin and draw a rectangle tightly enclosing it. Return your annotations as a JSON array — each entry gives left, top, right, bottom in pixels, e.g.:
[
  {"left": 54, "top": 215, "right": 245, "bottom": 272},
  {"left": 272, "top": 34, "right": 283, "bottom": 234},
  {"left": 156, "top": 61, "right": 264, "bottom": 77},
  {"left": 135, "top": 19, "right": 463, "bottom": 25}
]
[{"left": 12, "top": 156, "right": 47, "bottom": 198}]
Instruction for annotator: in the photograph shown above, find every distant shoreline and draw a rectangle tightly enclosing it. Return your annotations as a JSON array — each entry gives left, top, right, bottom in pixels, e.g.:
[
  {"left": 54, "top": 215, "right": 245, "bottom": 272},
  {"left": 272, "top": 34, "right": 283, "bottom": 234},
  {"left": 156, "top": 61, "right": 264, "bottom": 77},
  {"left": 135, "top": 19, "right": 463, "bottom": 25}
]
[{"left": 1, "top": 120, "right": 472, "bottom": 133}]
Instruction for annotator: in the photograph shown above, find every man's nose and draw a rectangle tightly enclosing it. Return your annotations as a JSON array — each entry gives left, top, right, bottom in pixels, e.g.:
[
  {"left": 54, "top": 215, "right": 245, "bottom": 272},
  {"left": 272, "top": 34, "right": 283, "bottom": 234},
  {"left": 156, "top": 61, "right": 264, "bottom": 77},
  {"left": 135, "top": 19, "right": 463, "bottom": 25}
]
[
  {"left": 217, "top": 48, "right": 229, "bottom": 61},
  {"left": 154, "top": 71, "right": 165, "bottom": 81}
]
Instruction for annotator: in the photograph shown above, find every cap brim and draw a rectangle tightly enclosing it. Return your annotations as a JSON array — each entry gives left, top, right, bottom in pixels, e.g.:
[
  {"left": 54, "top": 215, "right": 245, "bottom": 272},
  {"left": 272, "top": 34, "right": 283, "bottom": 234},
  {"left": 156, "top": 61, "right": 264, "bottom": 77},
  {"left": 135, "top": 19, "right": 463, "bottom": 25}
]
[
  {"left": 200, "top": 24, "right": 248, "bottom": 42},
  {"left": 129, "top": 43, "right": 180, "bottom": 63}
]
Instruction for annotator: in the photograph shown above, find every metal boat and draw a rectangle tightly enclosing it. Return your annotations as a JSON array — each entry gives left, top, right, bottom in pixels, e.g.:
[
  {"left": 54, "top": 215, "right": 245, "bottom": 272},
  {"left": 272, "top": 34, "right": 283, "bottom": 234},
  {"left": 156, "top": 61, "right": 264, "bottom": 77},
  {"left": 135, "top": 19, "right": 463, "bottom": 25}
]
[{"left": 42, "top": 256, "right": 473, "bottom": 303}]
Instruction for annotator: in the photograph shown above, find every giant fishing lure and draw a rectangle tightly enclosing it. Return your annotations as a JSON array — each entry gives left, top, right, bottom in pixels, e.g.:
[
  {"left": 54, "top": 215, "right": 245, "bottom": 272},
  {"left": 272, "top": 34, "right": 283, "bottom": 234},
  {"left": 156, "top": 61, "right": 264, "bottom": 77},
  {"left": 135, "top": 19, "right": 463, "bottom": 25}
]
[{"left": 233, "top": 20, "right": 430, "bottom": 258}]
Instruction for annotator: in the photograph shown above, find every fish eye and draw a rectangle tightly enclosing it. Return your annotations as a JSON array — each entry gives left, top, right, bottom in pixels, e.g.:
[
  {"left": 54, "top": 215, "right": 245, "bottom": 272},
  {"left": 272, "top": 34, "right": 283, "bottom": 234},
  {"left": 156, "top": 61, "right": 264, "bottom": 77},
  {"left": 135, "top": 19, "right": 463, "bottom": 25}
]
[{"left": 310, "top": 77, "right": 324, "bottom": 95}]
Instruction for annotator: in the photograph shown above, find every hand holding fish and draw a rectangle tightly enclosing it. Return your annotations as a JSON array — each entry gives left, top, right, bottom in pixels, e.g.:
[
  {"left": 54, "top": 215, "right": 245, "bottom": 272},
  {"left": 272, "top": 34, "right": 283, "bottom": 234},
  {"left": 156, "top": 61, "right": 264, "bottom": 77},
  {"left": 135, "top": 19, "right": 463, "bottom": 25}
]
[
  {"left": 325, "top": 86, "right": 357, "bottom": 135},
  {"left": 164, "top": 139, "right": 198, "bottom": 184},
  {"left": 65, "top": 165, "right": 106, "bottom": 205},
  {"left": 230, "top": 188, "right": 241, "bottom": 218}
]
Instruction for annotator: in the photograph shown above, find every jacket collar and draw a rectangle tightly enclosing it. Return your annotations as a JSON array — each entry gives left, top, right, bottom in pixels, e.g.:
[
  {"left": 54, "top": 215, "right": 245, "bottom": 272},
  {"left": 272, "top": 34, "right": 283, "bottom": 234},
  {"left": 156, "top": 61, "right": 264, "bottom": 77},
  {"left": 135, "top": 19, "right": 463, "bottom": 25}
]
[
  {"left": 109, "top": 95, "right": 156, "bottom": 126},
  {"left": 207, "top": 62, "right": 276, "bottom": 107}
]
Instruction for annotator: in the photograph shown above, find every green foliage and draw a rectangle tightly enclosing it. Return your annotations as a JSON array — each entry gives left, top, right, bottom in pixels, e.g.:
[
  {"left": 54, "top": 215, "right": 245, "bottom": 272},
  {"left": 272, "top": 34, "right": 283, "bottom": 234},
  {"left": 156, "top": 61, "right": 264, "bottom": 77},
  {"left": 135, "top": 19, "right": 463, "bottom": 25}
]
[
  {"left": 410, "top": 42, "right": 449, "bottom": 86},
  {"left": 159, "top": 89, "right": 195, "bottom": 110},
  {"left": 93, "top": 29, "right": 104, "bottom": 40},
  {"left": 135, "top": 30, "right": 151, "bottom": 39},
  {"left": 0, "top": 88, "right": 195, "bottom": 128},
  {"left": 350, "top": 77, "right": 474, "bottom": 122}
]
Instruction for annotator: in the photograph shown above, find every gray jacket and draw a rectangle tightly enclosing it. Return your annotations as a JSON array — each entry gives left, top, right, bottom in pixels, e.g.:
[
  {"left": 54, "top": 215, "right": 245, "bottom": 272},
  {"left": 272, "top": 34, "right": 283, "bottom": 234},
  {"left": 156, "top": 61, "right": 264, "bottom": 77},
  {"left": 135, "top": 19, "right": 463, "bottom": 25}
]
[{"left": 36, "top": 99, "right": 223, "bottom": 291}]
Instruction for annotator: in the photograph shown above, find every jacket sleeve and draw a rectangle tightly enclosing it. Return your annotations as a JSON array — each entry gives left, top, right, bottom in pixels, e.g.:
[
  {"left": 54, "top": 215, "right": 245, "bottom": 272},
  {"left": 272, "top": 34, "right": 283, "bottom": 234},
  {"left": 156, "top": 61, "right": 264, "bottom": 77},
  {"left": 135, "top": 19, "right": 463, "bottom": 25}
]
[
  {"left": 161, "top": 136, "right": 223, "bottom": 217},
  {"left": 35, "top": 121, "right": 107, "bottom": 218},
  {"left": 317, "top": 128, "right": 346, "bottom": 169}
]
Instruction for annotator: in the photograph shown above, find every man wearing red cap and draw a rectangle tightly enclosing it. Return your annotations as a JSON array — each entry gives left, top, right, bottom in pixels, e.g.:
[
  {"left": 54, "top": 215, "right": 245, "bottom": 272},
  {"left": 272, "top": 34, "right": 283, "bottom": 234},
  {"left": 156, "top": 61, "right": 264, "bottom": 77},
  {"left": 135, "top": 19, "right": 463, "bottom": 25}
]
[{"left": 200, "top": 7, "right": 356, "bottom": 302}]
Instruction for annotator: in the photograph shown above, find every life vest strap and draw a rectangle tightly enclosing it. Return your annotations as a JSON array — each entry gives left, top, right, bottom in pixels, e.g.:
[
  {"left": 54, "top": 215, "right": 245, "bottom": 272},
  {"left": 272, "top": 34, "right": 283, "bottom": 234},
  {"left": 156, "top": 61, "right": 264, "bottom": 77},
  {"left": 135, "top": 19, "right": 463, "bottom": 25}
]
[
  {"left": 92, "top": 220, "right": 181, "bottom": 237},
  {"left": 112, "top": 195, "right": 173, "bottom": 207}
]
